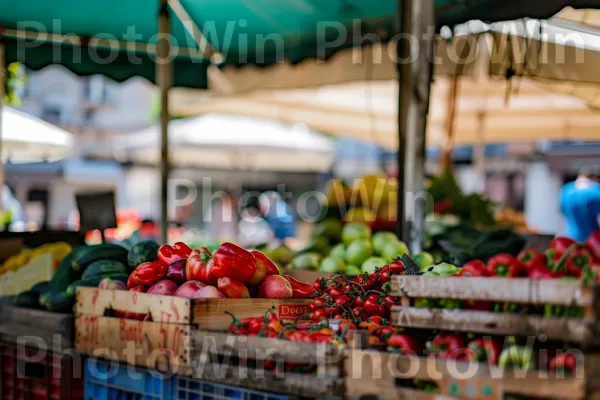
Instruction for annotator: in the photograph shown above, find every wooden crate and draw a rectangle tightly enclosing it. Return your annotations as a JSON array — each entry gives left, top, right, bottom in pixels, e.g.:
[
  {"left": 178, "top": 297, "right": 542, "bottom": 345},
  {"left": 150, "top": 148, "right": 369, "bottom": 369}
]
[
  {"left": 389, "top": 276, "right": 600, "bottom": 343},
  {"left": 345, "top": 333, "right": 600, "bottom": 400},
  {"left": 189, "top": 330, "right": 346, "bottom": 398},
  {"left": 75, "top": 287, "right": 311, "bottom": 375},
  {"left": 0, "top": 305, "right": 74, "bottom": 352}
]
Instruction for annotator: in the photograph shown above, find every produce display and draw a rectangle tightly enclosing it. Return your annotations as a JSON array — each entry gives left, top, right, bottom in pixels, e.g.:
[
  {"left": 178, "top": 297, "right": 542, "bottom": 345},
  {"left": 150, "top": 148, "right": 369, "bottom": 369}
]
[
  {"left": 287, "top": 220, "right": 436, "bottom": 276},
  {"left": 1, "top": 242, "right": 72, "bottom": 273}
]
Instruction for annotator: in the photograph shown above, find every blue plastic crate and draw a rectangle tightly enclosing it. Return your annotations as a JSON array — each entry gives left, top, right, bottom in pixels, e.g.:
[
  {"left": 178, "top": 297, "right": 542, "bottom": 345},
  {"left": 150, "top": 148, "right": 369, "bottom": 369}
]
[
  {"left": 84, "top": 358, "right": 173, "bottom": 400},
  {"left": 175, "top": 376, "right": 292, "bottom": 400},
  {"left": 84, "top": 359, "right": 293, "bottom": 400}
]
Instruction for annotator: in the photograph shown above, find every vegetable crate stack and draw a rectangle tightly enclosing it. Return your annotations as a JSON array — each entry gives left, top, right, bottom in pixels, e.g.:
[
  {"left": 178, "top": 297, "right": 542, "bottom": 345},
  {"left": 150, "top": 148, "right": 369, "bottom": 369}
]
[
  {"left": 345, "top": 275, "right": 600, "bottom": 400},
  {"left": 186, "top": 329, "right": 346, "bottom": 398},
  {"left": 0, "top": 306, "right": 83, "bottom": 400},
  {"left": 74, "top": 242, "right": 313, "bottom": 375}
]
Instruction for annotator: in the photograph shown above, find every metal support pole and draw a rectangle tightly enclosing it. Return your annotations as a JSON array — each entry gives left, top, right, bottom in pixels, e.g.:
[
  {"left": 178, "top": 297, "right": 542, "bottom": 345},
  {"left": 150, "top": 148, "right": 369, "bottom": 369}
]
[
  {"left": 396, "top": 0, "right": 435, "bottom": 253},
  {"left": 157, "top": 0, "right": 172, "bottom": 244},
  {"left": 0, "top": 39, "right": 5, "bottom": 213}
]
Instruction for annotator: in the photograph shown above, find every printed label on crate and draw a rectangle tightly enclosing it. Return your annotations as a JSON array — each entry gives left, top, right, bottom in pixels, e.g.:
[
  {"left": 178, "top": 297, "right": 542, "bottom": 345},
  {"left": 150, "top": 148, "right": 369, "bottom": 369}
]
[
  {"left": 278, "top": 304, "right": 310, "bottom": 320},
  {"left": 441, "top": 377, "right": 502, "bottom": 400}
]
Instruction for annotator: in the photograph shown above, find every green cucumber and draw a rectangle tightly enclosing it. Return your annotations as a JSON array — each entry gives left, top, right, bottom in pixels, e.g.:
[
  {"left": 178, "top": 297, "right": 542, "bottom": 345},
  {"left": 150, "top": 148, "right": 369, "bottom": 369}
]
[
  {"left": 43, "top": 292, "right": 75, "bottom": 313},
  {"left": 13, "top": 291, "right": 40, "bottom": 308},
  {"left": 30, "top": 281, "right": 51, "bottom": 295},
  {"left": 71, "top": 244, "right": 128, "bottom": 273},
  {"left": 48, "top": 246, "right": 87, "bottom": 292},
  {"left": 127, "top": 240, "right": 160, "bottom": 270},
  {"left": 82, "top": 260, "right": 128, "bottom": 279},
  {"left": 66, "top": 273, "right": 129, "bottom": 296}
]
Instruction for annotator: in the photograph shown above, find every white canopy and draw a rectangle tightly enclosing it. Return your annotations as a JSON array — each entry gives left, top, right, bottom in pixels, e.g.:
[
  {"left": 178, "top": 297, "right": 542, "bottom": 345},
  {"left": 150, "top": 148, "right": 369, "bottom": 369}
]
[
  {"left": 1, "top": 107, "right": 73, "bottom": 162},
  {"left": 118, "top": 114, "right": 334, "bottom": 172}
]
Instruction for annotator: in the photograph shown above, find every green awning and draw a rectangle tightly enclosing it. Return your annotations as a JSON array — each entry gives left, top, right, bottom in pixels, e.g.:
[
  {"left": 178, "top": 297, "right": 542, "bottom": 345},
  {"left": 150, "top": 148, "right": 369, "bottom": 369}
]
[{"left": 2, "top": 0, "right": 600, "bottom": 87}]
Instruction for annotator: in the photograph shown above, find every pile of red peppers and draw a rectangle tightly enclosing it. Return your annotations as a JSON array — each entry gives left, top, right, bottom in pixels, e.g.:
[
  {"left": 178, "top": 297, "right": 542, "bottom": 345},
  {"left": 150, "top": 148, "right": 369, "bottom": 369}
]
[{"left": 126, "top": 241, "right": 313, "bottom": 299}]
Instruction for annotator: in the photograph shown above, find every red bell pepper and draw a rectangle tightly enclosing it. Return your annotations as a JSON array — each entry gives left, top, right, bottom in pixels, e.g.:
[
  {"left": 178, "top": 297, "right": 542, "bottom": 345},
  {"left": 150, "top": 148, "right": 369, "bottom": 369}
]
[
  {"left": 549, "top": 237, "right": 577, "bottom": 256},
  {"left": 586, "top": 230, "right": 600, "bottom": 262},
  {"left": 212, "top": 242, "right": 257, "bottom": 282},
  {"left": 458, "top": 260, "right": 487, "bottom": 277},
  {"left": 549, "top": 353, "right": 577, "bottom": 376},
  {"left": 186, "top": 248, "right": 218, "bottom": 285},
  {"left": 517, "top": 248, "right": 545, "bottom": 272},
  {"left": 528, "top": 264, "right": 564, "bottom": 280},
  {"left": 173, "top": 242, "right": 193, "bottom": 258},
  {"left": 486, "top": 254, "right": 522, "bottom": 277},
  {"left": 127, "top": 260, "right": 168, "bottom": 288},
  {"left": 248, "top": 250, "right": 280, "bottom": 285},
  {"left": 284, "top": 275, "right": 314, "bottom": 299},
  {"left": 158, "top": 244, "right": 187, "bottom": 265},
  {"left": 387, "top": 334, "right": 419, "bottom": 355},
  {"left": 547, "top": 237, "right": 577, "bottom": 269},
  {"left": 217, "top": 277, "right": 250, "bottom": 298},
  {"left": 429, "top": 333, "right": 465, "bottom": 358},
  {"left": 566, "top": 247, "right": 594, "bottom": 277},
  {"left": 467, "top": 338, "right": 500, "bottom": 365}
]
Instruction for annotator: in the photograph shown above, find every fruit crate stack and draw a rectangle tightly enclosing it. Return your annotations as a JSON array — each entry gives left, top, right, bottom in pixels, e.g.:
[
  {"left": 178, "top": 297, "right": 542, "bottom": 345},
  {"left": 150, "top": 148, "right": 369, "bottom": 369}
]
[
  {"left": 75, "top": 287, "right": 311, "bottom": 375},
  {"left": 345, "top": 275, "right": 600, "bottom": 400},
  {"left": 0, "top": 306, "right": 83, "bottom": 400}
]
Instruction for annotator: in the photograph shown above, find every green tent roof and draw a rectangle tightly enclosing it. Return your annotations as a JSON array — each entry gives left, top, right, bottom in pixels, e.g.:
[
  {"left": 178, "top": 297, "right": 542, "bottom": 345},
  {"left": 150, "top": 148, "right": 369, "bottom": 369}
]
[{"left": 2, "top": 0, "right": 599, "bottom": 88}]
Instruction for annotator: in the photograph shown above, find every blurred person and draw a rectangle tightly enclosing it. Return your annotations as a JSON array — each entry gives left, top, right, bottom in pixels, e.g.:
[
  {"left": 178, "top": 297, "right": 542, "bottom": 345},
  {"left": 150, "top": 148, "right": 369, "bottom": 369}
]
[
  {"left": 560, "top": 166, "right": 600, "bottom": 242},
  {"left": 204, "top": 190, "right": 237, "bottom": 242},
  {"left": 237, "top": 206, "right": 273, "bottom": 247},
  {"left": 259, "top": 191, "right": 296, "bottom": 240}
]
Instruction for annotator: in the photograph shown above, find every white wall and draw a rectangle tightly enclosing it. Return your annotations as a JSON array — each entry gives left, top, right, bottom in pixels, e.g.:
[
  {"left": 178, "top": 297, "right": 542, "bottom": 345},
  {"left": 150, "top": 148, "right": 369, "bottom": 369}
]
[{"left": 525, "top": 162, "right": 563, "bottom": 235}]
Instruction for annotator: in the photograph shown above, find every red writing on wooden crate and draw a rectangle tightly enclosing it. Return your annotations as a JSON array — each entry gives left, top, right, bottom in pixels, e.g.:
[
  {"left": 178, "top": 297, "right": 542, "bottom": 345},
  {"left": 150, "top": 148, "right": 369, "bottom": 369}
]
[
  {"left": 160, "top": 313, "right": 183, "bottom": 354},
  {"left": 278, "top": 304, "right": 309, "bottom": 321},
  {"left": 119, "top": 319, "right": 144, "bottom": 344},
  {"left": 79, "top": 315, "right": 99, "bottom": 345}
]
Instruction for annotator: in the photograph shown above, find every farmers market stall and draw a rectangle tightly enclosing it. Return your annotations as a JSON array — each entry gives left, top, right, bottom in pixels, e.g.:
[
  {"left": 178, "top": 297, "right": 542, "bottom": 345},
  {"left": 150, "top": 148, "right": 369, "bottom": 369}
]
[{"left": 5, "top": 2, "right": 600, "bottom": 400}]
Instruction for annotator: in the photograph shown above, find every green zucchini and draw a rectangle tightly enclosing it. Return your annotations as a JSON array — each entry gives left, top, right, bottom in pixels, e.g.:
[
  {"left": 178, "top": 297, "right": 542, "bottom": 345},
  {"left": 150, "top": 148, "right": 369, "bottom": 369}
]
[
  {"left": 30, "top": 281, "right": 51, "bottom": 295},
  {"left": 48, "top": 246, "right": 87, "bottom": 292},
  {"left": 43, "top": 292, "right": 75, "bottom": 313},
  {"left": 13, "top": 291, "right": 40, "bottom": 309},
  {"left": 66, "top": 273, "right": 129, "bottom": 296},
  {"left": 127, "top": 240, "right": 160, "bottom": 270},
  {"left": 71, "top": 244, "right": 128, "bottom": 273},
  {"left": 82, "top": 260, "right": 128, "bottom": 279}
]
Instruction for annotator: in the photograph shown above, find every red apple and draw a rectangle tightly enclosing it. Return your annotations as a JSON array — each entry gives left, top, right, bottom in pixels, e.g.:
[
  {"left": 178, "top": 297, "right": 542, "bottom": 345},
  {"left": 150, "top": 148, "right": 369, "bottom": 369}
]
[{"left": 258, "top": 275, "right": 293, "bottom": 299}]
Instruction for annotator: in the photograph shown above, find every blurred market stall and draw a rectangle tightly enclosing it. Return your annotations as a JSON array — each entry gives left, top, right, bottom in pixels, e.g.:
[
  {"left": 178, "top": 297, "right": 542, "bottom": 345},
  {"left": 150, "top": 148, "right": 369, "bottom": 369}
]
[
  {"left": 1, "top": 107, "right": 72, "bottom": 163},
  {"left": 117, "top": 114, "right": 334, "bottom": 172}
]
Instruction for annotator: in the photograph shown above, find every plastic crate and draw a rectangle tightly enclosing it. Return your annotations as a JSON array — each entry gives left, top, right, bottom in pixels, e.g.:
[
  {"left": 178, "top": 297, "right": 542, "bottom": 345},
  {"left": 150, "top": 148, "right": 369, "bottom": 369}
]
[
  {"left": 84, "top": 359, "right": 293, "bottom": 400},
  {"left": 175, "top": 376, "right": 292, "bottom": 400},
  {"left": 0, "top": 342, "right": 84, "bottom": 400}
]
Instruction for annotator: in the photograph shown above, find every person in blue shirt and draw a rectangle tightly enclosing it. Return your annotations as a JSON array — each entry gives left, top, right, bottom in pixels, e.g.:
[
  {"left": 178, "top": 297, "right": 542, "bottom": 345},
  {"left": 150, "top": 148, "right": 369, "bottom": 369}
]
[
  {"left": 259, "top": 191, "right": 297, "bottom": 240},
  {"left": 560, "top": 166, "right": 600, "bottom": 242}
]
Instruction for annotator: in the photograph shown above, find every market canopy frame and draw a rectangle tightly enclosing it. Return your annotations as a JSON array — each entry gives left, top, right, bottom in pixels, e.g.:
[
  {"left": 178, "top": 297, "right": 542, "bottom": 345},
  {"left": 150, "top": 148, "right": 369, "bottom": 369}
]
[{"left": 3, "top": 0, "right": 600, "bottom": 242}]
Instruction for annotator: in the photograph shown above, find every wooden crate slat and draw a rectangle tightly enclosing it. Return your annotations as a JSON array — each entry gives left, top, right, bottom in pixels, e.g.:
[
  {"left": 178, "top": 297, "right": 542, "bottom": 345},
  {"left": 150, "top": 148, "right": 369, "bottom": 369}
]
[
  {"left": 192, "top": 363, "right": 345, "bottom": 398},
  {"left": 346, "top": 349, "right": 585, "bottom": 400},
  {"left": 191, "top": 299, "right": 310, "bottom": 329},
  {"left": 77, "top": 287, "right": 192, "bottom": 324},
  {"left": 191, "top": 330, "right": 344, "bottom": 377},
  {"left": 0, "top": 305, "right": 74, "bottom": 349},
  {"left": 75, "top": 315, "right": 191, "bottom": 375},
  {"left": 390, "top": 276, "right": 593, "bottom": 306},
  {"left": 390, "top": 307, "right": 596, "bottom": 343}
]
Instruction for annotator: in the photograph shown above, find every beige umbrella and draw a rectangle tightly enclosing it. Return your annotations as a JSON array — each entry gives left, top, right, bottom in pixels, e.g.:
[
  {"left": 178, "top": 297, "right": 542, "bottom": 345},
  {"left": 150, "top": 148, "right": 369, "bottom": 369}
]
[{"left": 171, "top": 77, "right": 597, "bottom": 150}]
